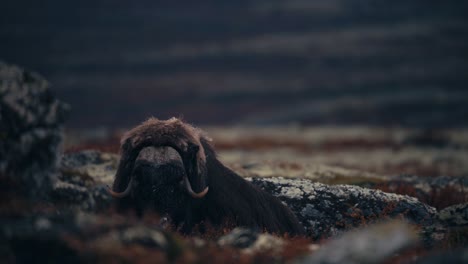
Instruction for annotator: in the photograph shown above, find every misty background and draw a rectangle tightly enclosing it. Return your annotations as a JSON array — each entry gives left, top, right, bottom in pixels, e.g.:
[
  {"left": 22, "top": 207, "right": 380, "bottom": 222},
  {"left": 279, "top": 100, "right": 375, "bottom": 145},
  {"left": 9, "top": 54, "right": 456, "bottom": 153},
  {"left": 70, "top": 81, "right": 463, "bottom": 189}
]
[{"left": 1, "top": 0, "right": 467, "bottom": 128}]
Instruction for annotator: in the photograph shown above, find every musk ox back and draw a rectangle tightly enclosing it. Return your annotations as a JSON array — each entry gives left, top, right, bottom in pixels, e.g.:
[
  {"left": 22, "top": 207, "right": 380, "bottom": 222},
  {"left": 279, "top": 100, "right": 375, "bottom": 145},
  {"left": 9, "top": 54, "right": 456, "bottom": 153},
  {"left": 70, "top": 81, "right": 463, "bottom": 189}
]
[{"left": 110, "top": 117, "right": 305, "bottom": 236}]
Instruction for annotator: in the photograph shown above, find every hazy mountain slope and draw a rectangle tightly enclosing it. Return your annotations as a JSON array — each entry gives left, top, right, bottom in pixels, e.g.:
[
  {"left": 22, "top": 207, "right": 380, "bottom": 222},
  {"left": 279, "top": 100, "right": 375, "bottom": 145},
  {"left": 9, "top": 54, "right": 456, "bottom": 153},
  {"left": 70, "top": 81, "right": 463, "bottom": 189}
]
[{"left": 1, "top": 0, "right": 467, "bottom": 127}]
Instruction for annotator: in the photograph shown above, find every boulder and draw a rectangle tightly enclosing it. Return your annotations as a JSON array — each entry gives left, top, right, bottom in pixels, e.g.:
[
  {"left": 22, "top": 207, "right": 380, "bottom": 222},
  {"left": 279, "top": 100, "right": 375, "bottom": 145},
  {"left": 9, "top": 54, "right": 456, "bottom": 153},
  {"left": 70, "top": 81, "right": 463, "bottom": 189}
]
[
  {"left": 54, "top": 150, "right": 118, "bottom": 211},
  {"left": 0, "top": 61, "right": 68, "bottom": 198},
  {"left": 250, "top": 177, "right": 437, "bottom": 239}
]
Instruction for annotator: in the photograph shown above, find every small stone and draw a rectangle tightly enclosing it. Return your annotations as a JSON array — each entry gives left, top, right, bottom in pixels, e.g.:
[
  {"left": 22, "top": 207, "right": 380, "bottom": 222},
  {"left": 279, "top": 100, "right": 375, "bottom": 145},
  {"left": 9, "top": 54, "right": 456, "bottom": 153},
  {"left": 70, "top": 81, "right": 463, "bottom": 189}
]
[
  {"left": 35, "top": 217, "right": 52, "bottom": 231},
  {"left": 295, "top": 221, "right": 417, "bottom": 264},
  {"left": 218, "top": 228, "right": 258, "bottom": 249}
]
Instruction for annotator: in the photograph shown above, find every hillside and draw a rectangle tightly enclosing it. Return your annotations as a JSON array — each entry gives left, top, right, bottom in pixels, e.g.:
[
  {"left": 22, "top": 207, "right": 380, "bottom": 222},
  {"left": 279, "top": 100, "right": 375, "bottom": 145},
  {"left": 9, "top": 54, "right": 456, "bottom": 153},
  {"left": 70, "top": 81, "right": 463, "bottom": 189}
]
[{"left": 1, "top": 0, "right": 467, "bottom": 127}]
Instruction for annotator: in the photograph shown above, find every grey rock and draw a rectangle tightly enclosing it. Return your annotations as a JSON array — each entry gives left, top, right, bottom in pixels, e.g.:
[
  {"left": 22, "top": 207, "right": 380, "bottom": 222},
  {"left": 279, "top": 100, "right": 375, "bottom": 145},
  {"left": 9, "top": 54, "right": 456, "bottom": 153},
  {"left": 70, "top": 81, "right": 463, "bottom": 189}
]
[
  {"left": 60, "top": 150, "right": 118, "bottom": 186},
  {"left": 0, "top": 61, "right": 68, "bottom": 198},
  {"left": 295, "top": 221, "right": 417, "bottom": 264},
  {"left": 119, "top": 226, "right": 169, "bottom": 249},
  {"left": 250, "top": 177, "right": 437, "bottom": 239},
  {"left": 54, "top": 150, "right": 118, "bottom": 211},
  {"left": 218, "top": 228, "right": 259, "bottom": 249},
  {"left": 52, "top": 180, "right": 111, "bottom": 211},
  {"left": 438, "top": 203, "right": 468, "bottom": 227},
  {"left": 218, "top": 228, "right": 285, "bottom": 253}
]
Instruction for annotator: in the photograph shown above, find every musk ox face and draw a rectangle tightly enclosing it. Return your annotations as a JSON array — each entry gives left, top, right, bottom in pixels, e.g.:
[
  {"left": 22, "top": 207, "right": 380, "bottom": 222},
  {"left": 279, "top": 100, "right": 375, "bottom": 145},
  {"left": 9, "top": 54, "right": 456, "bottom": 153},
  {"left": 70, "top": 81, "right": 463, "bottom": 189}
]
[
  {"left": 110, "top": 117, "right": 210, "bottom": 201},
  {"left": 129, "top": 146, "right": 192, "bottom": 220}
]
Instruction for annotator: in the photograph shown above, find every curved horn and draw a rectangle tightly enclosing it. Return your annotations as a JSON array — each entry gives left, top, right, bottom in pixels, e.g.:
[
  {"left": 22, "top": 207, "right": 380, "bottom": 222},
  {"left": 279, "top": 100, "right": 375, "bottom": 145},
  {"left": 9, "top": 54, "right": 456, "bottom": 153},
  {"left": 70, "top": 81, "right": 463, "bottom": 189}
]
[
  {"left": 110, "top": 140, "right": 140, "bottom": 199},
  {"left": 183, "top": 176, "right": 209, "bottom": 198},
  {"left": 108, "top": 177, "right": 133, "bottom": 198}
]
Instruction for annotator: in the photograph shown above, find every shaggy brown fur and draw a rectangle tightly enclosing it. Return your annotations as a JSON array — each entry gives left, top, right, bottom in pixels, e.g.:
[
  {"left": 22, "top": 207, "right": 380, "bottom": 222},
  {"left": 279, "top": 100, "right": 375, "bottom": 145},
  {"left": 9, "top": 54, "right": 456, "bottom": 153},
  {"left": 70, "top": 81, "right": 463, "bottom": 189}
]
[
  {"left": 112, "top": 117, "right": 209, "bottom": 194},
  {"left": 112, "top": 117, "right": 305, "bottom": 236}
]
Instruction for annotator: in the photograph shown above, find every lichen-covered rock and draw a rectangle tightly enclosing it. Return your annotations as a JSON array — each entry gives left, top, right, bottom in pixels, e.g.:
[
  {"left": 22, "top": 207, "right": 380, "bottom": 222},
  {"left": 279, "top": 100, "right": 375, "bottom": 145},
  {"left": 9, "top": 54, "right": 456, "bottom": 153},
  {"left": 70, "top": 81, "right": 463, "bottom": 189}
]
[
  {"left": 250, "top": 177, "right": 437, "bottom": 239},
  {"left": 295, "top": 221, "right": 417, "bottom": 264},
  {"left": 435, "top": 204, "right": 468, "bottom": 248},
  {"left": 0, "top": 61, "right": 69, "bottom": 198},
  {"left": 60, "top": 150, "right": 118, "bottom": 186},
  {"left": 438, "top": 203, "right": 468, "bottom": 227},
  {"left": 53, "top": 150, "right": 118, "bottom": 211},
  {"left": 218, "top": 228, "right": 285, "bottom": 254},
  {"left": 52, "top": 180, "right": 111, "bottom": 211},
  {"left": 218, "top": 228, "right": 259, "bottom": 249}
]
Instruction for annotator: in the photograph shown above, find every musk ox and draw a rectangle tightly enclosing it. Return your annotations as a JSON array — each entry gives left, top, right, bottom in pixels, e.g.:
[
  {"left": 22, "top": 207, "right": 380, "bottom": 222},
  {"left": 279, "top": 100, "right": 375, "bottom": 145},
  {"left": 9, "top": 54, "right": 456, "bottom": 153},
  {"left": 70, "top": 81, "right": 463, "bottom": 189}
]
[{"left": 110, "top": 117, "right": 304, "bottom": 236}]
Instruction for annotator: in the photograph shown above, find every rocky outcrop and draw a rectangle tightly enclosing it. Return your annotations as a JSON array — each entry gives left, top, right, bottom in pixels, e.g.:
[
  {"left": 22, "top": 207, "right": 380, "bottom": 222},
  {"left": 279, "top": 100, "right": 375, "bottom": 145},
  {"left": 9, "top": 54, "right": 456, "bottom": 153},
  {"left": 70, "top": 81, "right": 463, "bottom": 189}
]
[
  {"left": 250, "top": 177, "right": 437, "bottom": 239},
  {"left": 54, "top": 150, "right": 117, "bottom": 211},
  {"left": 0, "top": 61, "right": 68, "bottom": 198}
]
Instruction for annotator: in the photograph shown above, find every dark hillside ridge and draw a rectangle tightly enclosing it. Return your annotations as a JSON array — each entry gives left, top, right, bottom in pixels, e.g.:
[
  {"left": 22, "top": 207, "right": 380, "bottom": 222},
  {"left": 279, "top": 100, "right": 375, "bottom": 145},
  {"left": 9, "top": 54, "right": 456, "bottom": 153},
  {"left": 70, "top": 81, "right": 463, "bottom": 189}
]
[{"left": 1, "top": 0, "right": 467, "bottom": 127}]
